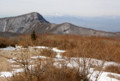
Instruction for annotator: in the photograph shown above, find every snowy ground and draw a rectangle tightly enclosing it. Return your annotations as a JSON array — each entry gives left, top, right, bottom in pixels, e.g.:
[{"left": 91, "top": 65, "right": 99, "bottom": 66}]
[{"left": 0, "top": 46, "right": 120, "bottom": 81}]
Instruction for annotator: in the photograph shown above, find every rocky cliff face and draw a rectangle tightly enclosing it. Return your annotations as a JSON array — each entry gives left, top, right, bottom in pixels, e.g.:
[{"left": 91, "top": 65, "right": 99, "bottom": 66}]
[
  {"left": 0, "top": 12, "right": 49, "bottom": 33},
  {"left": 0, "top": 12, "right": 119, "bottom": 37}
]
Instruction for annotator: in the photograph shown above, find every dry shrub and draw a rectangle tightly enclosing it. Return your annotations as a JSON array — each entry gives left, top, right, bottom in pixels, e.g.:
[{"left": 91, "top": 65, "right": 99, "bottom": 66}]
[
  {"left": 17, "top": 34, "right": 78, "bottom": 50},
  {"left": 40, "top": 49, "right": 56, "bottom": 58},
  {"left": 17, "top": 35, "right": 34, "bottom": 47},
  {"left": 10, "top": 58, "right": 90, "bottom": 81},
  {"left": 62, "top": 36, "right": 120, "bottom": 63},
  {"left": 0, "top": 37, "right": 15, "bottom": 48},
  {"left": 104, "top": 65, "right": 120, "bottom": 74},
  {"left": 10, "top": 65, "right": 89, "bottom": 81},
  {"left": 0, "top": 34, "right": 120, "bottom": 62},
  {"left": 0, "top": 43, "right": 104, "bottom": 81},
  {"left": 8, "top": 50, "right": 104, "bottom": 81}
]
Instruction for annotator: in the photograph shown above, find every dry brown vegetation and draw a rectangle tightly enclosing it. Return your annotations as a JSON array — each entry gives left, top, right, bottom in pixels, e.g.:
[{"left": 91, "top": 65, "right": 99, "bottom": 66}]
[
  {"left": 9, "top": 54, "right": 103, "bottom": 81},
  {"left": 0, "top": 34, "right": 120, "bottom": 63},
  {"left": 104, "top": 65, "right": 120, "bottom": 74},
  {"left": 40, "top": 49, "right": 56, "bottom": 58},
  {"left": 0, "top": 34, "right": 117, "bottom": 81},
  {"left": 0, "top": 55, "right": 12, "bottom": 72},
  {"left": 0, "top": 46, "right": 105, "bottom": 81},
  {"left": 0, "top": 37, "right": 15, "bottom": 48},
  {"left": 10, "top": 61, "right": 90, "bottom": 81}
]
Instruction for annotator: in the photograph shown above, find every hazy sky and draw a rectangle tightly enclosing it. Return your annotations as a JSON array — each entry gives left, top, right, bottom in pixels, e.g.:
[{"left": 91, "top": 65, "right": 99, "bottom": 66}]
[{"left": 0, "top": 0, "right": 120, "bottom": 17}]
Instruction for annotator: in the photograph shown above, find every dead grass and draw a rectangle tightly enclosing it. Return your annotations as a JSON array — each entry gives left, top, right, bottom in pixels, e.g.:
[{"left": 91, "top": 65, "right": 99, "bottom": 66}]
[
  {"left": 0, "top": 49, "right": 38, "bottom": 73},
  {"left": 0, "top": 77, "right": 8, "bottom": 81},
  {"left": 10, "top": 65, "right": 89, "bottom": 81},
  {"left": 0, "top": 37, "right": 15, "bottom": 48},
  {"left": 0, "top": 43, "right": 105, "bottom": 81},
  {"left": 9, "top": 57, "right": 96, "bottom": 81},
  {"left": 15, "top": 35, "right": 120, "bottom": 63},
  {"left": 0, "top": 55, "right": 12, "bottom": 72},
  {"left": 0, "top": 34, "right": 119, "bottom": 81},
  {"left": 8, "top": 53, "right": 106, "bottom": 81},
  {"left": 40, "top": 49, "right": 56, "bottom": 58},
  {"left": 0, "top": 34, "right": 120, "bottom": 63},
  {"left": 104, "top": 65, "right": 120, "bottom": 74},
  {"left": 1, "top": 34, "right": 120, "bottom": 63}
]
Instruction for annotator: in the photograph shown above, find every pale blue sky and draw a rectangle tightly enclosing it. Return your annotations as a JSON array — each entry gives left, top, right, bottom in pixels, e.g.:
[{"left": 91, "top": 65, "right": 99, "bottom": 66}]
[{"left": 0, "top": 0, "right": 120, "bottom": 17}]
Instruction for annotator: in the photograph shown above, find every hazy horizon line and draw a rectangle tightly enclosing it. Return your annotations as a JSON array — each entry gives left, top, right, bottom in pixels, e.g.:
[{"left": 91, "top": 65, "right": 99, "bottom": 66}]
[{"left": 0, "top": 12, "right": 120, "bottom": 19}]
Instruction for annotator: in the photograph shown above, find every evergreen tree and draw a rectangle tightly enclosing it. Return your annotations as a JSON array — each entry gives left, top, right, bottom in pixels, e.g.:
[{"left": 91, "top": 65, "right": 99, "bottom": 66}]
[{"left": 31, "top": 30, "right": 36, "bottom": 40}]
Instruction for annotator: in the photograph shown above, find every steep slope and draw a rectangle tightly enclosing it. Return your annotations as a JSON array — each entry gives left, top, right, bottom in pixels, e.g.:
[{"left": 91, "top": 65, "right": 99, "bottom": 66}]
[
  {"left": 0, "top": 12, "right": 49, "bottom": 33},
  {"left": 0, "top": 12, "right": 119, "bottom": 37}
]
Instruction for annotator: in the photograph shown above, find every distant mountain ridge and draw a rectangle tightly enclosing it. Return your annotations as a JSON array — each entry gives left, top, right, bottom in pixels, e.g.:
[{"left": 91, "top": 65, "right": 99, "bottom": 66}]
[
  {"left": 0, "top": 12, "right": 119, "bottom": 37},
  {"left": 45, "top": 16, "right": 120, "bottom": 32}
]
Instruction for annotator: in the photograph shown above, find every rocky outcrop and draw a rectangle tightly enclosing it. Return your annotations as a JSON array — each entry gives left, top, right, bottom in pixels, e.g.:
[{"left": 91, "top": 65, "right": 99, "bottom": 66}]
[
  {"left": 0, "top": 12, "right": 49, "bottom": 33},
  {"left": 0, "top": 12, "right": 119, "bottom": 37}
]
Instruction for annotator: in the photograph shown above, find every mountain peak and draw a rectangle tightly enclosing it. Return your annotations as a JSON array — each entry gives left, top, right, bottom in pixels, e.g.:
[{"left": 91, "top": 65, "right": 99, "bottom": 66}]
[
  {"left": 21, "top": 12, "right": 49, "bottom": 23},
  {"left": 0, "top": 12, "right": 49, "bottom": 23},
  {"left": 0, "top": 12, "right": 119, "bottom": 37},
  {"left": 25, "top": 12, "right": 41, "bottom": 17},
  {"left": 0, "top": 12, "right": 49, "bottom": 33}
]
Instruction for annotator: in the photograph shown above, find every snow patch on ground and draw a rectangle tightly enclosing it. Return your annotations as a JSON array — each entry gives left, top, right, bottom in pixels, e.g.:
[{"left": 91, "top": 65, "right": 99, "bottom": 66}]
[
  {"left": 0, "top": 72, "right": 13, "bottom": 77},
  {"left": 31, "top": 56, "right": 48, "bottom": 59},
  {"left": 8, "top": 59, "right": 16, "bottom": 63},
  {"left": 30, "top": 46, "right": 49, "bottom": 49},
  {"left": 52, "top": 48, "right": 65, "bottom": 53},
  {"left": 98, "top": 72, "right": 120, "bottom": 81},
  {"left": 0, "top": 46, "right": 120, "bottom": 81},
  {"left": 0, "top": 46, "right": 16, "bottom": 50},
  {"left": 0, "top": 68, "right": 24, "bottom": 77}
]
